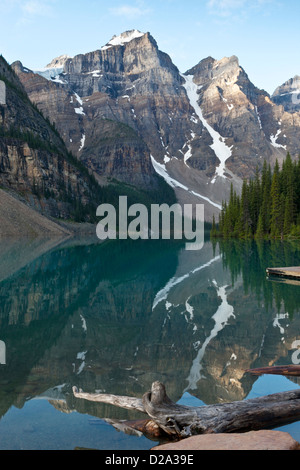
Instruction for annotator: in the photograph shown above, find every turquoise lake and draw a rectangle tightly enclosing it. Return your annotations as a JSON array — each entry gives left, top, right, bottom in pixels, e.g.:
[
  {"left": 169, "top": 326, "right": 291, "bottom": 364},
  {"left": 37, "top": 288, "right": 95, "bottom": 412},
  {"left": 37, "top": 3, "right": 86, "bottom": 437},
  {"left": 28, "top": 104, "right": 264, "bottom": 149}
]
[{"left": 0, "top": 235, "right": 300, "bottom": 450}]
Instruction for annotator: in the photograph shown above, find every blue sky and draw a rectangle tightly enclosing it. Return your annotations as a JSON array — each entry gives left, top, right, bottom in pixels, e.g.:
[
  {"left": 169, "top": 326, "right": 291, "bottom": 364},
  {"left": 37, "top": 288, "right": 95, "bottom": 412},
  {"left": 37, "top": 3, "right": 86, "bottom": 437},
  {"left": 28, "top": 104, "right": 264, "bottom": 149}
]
[{"left": 0, "top": 0, "right": 299, "bottom": 94}]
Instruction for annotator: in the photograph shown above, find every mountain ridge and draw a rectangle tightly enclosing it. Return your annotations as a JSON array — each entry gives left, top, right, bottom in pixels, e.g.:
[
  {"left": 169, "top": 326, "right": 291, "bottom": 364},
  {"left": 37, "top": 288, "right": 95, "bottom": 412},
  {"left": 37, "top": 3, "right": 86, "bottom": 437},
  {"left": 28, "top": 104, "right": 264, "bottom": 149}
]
[
  {"left": 0, "top": 53, "right": 175, "bottom": 237},
  {"left": 10, "top": 30, "right": 300, "bottom": 222}
]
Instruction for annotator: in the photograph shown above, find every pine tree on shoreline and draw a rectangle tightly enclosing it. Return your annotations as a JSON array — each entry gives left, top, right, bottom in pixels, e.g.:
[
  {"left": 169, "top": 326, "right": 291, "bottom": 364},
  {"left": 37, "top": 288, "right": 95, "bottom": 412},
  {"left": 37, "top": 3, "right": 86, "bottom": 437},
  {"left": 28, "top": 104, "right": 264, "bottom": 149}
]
[{"left": 211, "top": 153, "right": 300, "bottom": 240}]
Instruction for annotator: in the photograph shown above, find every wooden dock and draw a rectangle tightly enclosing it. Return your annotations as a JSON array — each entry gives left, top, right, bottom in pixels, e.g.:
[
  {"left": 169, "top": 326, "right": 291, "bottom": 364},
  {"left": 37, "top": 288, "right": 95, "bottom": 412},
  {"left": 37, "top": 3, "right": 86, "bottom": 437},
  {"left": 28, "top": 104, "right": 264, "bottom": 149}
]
[{"left": 266, "top": 266, "right": 300, "bottom": 280}]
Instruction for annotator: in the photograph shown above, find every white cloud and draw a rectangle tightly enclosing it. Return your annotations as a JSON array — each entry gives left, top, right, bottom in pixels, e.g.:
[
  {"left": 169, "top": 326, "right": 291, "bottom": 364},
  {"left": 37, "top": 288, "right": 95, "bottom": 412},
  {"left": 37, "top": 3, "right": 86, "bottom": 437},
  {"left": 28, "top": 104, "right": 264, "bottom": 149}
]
[
  {"left": 1, "top": 0, "right": 56, "bottom": 26},
  {"left": 10, "top": 0, "right": 56, "bottom": 27},
  {"left": 22, "top": 0, "right": 53, "bottom": 16},
  {"left": 110, "top": 4, "right": 151, "bottom": 19},
  {"left": 207, "top": 0, "right": 245, "bottom": 15},
  {"left": 208, "top": 0, "right": 246, "bottom": 8},
  {"left": 207, "top": 0, "right": 275, "bottom": 17}
]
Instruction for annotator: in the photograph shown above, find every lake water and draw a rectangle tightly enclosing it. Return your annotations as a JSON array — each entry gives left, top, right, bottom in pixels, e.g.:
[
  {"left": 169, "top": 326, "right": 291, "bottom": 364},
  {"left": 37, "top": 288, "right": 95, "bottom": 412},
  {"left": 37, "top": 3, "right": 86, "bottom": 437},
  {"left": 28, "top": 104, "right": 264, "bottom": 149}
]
[{"left": 0, "top": 235, "right": 300, "bottom": 450}]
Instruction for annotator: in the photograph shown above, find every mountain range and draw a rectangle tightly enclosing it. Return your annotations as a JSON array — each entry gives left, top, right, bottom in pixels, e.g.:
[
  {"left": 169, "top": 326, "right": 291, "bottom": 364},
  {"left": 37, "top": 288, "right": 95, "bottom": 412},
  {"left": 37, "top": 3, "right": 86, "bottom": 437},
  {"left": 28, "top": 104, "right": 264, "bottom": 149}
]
[{"left": 1, "top": 29, "right": 300, "bottom": 229}]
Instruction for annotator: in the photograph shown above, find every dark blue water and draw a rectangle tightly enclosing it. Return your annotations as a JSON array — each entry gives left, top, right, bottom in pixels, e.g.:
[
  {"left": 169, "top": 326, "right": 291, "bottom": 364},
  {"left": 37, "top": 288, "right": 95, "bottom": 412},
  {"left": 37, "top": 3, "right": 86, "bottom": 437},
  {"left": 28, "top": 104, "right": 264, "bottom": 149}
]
[{"left": 0, "top": 237, "right": 299, "bottom": 449}]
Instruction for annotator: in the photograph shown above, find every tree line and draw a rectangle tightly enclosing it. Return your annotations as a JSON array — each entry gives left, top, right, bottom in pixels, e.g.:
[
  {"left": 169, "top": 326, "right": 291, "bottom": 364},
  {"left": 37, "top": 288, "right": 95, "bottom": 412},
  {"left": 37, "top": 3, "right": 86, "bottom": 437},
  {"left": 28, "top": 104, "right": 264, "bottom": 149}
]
[{"left": 211, "top": 153, "right": 300, "bottom": 239}]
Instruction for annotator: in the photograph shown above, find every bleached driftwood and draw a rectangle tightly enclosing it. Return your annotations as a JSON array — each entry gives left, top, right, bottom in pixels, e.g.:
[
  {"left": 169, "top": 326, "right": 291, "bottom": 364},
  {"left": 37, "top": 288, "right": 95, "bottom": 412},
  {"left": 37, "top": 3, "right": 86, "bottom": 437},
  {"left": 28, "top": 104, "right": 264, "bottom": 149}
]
[{"left": 73, "top": 381, "right": 300, "bottom": 438}]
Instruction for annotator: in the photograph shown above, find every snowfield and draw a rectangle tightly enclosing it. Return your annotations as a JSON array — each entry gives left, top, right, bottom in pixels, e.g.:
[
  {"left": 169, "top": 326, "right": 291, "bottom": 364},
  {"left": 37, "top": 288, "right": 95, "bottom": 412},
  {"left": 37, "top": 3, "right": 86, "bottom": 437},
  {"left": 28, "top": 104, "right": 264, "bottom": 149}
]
[{"left": 182, "top": 74, "right": 233, "bottom": 184}]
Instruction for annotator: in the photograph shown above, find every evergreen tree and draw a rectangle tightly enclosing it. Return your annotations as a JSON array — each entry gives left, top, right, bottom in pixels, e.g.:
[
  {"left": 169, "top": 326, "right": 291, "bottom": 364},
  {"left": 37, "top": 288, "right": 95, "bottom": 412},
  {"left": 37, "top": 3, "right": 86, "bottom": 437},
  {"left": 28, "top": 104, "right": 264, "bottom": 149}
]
[
  {"left": 255, "top": 211, "right": 265, "bottom": 239},
  {"left": 270, "top": 163, "right": 283, "bottom": 238},
  {"left": 238, "top": 179, "right": 252, "bottom": 238},
  {"left": 212, "top": 154, "right": 300, "bottom": 240},
  {"left": 210, "top": 214, "right": 218, "bottom": 238}
]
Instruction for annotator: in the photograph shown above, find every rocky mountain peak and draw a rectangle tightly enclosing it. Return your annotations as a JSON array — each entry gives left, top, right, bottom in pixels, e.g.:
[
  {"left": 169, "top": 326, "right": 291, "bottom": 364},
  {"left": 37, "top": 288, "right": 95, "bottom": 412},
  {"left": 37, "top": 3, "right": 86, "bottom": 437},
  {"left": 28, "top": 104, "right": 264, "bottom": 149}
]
[
  {"left": 185, "top": 55, "right": 241, "bottom": 88},
  {"left": 210, "top": 55, "right": 242, "bottom": 90},
  {"left": 10, "top": 32, "right": 300, "bottom": 223},
  {"left": 273, "top": 75, "right": 300, "bottom": 95},
  {"left": 59, "top": 29, "right": 177, "bottom": 80},
  {"left": 213, "top": 55, "right": 240, "bottom": 74},
  {"left": 185, "top": 57, "right": 215, "bottom": 85},
  {"left": 46, "top": 54, "right": 72, "bottom": 69},
  {"left": 9, "top": 60, "right": 25, "bottom": 74},
  {"left": 101, "top": 29, "right": 146, "bottom": 50}
]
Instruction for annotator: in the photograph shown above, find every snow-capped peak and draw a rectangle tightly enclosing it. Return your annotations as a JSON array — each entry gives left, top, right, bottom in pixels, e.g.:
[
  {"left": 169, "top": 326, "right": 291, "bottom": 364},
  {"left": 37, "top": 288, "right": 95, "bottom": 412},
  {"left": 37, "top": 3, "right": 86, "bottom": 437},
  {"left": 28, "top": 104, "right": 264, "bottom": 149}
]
[{"left": 101, "top": 30, "right": 145, "bottom": 50}]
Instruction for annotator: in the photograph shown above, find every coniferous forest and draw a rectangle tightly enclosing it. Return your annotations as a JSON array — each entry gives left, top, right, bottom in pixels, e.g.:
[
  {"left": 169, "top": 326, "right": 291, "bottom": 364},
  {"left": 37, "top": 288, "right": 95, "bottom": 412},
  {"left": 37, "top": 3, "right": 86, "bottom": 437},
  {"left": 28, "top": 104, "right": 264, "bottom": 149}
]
[{"left": 211, "top": 153, "right": 300, "bottom": 239}]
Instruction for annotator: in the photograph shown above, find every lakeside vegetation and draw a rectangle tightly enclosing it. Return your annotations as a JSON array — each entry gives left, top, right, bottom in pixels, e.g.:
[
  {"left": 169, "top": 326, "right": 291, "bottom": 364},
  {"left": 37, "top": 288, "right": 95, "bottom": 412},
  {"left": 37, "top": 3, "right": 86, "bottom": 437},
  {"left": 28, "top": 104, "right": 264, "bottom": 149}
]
[{"left": 211, "top": 154, "right": 300, "bottom": 240}]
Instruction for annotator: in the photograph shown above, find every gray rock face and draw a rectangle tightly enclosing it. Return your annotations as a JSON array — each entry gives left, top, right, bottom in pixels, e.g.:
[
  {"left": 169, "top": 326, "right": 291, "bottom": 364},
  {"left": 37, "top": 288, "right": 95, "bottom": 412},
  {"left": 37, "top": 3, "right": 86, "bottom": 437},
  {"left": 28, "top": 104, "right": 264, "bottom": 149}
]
[
  {"left": 272, "top": 75, "right": 300, "bottom": 113},
  {"left": 0, "top": 56, "right": 102, "bottom": 222},
  {"left": 13, "top": 31, "right": 192, "bottom": 192},
  {"left": 12, "top": 31, "right": 300, "bottom": 220},
  {"left": 187, "top": 55, "right": 294, "bottom": 179}
]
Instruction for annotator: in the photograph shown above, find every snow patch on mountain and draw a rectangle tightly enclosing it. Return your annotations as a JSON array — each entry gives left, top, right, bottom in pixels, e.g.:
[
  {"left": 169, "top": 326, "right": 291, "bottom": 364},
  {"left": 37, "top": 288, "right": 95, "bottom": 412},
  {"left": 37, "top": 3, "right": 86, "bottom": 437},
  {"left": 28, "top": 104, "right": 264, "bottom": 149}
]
[
  {"left": 183, "top": 131, "right": 196, "bottom": 166},
  {"left": 50, "top": 75, "right": 67, "bottom": 85},
  {"left": 182, "top": 74, "right": 233, "bottom": 184},
  {"left": 151, "top": 155, "right": 190, "bottom": 191},
  {"left": 159, "top": 133, "right": 172, "bottom": 163},
  {"left": 219, "top": 89, "right": 234, "bottom": 111},
  {"left": 184, "top": 142, "right": 193, "bottom": 166},
  {"left": 151, "top": 155, "right": 222, "bottom": 210},
  {"left": 74, "top": 93, "right": 85, "bottom": 115},
  {"left": 255, "top": 106, "right": 263, "bottom": 130},
  {"left": 79, "top": 134, "right": 86, "bottom": 152},
  {"left": 270, "top": 129, "right": 287, "bottom": 150},
  {"left": 87, "top": 70, "right": 103, "bottom": 78},
  {"left": 101, "top": 30, "right": 145, "bottom": 50}
]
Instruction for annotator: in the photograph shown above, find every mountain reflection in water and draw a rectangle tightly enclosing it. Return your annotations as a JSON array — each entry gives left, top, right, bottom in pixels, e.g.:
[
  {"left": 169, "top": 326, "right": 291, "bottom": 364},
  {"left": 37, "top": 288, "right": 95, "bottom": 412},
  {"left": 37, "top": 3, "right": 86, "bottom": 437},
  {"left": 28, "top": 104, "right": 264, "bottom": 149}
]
[{"left": 0, "top": 237, "right": 300, "bottom": 449}]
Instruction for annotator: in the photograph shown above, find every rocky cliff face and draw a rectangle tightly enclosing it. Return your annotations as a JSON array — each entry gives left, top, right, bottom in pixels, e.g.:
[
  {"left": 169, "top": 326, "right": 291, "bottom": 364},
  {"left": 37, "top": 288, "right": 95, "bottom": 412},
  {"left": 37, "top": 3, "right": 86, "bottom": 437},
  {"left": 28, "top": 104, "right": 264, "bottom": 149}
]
[
  {"left": 184, "top": 55, "right": 300, "bottom": 180},
  {"left": 0, "top": 56, "right": 103, "bottom": 223},
  {"left": 12, "top": 30, "right": 300, "bottom": 221},
  {"left": 12, "top": 31, "right": 181, "bottom": 192}
]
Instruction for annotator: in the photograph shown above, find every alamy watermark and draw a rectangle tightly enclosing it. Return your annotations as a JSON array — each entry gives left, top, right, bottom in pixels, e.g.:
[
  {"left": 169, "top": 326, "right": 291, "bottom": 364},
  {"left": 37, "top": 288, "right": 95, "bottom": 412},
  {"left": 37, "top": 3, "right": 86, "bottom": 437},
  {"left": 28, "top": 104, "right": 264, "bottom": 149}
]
[
  {"left": 291, "top": 78, "right": 300, "bottom": 106},
  {"left": 96, "top": 196, "right": 204, "bottom": 251},
  {"left": 292, "top": 340, "right": 300, "bottom": 365},
  {"left": 0, "top": 341, "right": 6, "bottom": 365},
  {"left": 0, "top": 80, "right": 6, "bottom": 105}
]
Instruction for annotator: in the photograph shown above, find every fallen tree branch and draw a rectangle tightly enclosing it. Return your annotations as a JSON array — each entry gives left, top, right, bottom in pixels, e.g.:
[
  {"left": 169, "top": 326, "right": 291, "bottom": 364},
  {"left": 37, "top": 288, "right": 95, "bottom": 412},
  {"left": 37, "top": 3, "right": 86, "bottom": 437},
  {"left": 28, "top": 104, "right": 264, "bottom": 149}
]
[
  {"left": 245, "top": 365, "right": 300, "bottom": 377},
  {"left": 73, "top": 381, "right": 300, "bottom": 439},
  {"left": 72, "top": 387, "right": 145, "bottom": 412}
]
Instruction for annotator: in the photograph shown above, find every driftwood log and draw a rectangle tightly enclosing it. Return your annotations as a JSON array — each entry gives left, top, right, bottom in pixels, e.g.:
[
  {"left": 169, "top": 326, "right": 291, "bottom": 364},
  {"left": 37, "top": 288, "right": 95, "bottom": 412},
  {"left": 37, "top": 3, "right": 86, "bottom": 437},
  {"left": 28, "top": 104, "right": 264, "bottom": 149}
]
[
  {"left": 246, "top": 365, "right": 300, "bottom": 377},
  {"left": 73, "top": 380, "right": 300, "bottom": 439}
]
